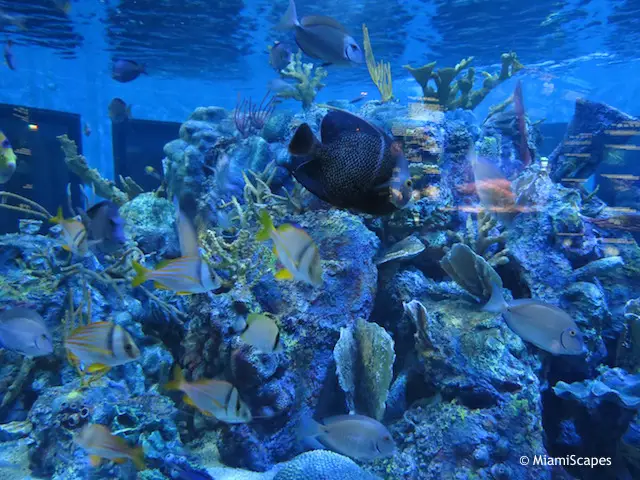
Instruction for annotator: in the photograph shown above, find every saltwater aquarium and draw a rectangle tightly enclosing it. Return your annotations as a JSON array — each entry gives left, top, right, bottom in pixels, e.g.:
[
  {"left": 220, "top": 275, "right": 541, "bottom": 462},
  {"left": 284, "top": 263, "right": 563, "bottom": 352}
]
[{"left": 1, "top": 0, "right": 640, "bottom": 479}]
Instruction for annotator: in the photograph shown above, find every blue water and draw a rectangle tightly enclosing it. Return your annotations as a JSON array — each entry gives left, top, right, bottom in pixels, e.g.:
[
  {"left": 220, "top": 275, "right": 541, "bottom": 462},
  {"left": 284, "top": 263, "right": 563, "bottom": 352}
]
[{"left": 1, "top": 1, "right": 640, "bottom": 479}]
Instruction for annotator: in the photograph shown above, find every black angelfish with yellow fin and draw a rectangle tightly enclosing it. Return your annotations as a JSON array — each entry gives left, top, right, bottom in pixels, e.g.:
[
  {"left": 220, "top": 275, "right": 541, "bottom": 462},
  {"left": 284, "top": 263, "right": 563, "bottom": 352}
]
[{"left": 285, "top": 109, "right": 413, "bottom": 215}]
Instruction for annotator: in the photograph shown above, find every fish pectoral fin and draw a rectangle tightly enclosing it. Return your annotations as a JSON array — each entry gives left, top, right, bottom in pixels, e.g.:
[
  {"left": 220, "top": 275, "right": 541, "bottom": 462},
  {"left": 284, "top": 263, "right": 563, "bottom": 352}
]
[
  {"left": 112, "top": 458, "right": 127, "bottom": 465},
  {"left": 153, "top": 282, "right": 170, "bottom": 290},
  {"left": 275, "top": 269, "right": 294, "bottom": 281},
  {"left": 89, "top": 455, "right": 102, "bottom": 467},
  {"left": 87, "top": 364, "right": 110, "bottom": 374},
  {"left": 183, "top": 395, "right": 197, "bottom": 408},
  {"left": 175, "top": 291, "right": 194, "bottom": 295}
]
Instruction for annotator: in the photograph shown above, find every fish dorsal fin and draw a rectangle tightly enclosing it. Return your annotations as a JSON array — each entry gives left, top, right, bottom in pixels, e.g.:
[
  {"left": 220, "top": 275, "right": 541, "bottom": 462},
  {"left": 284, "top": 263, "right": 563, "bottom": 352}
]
[
  {"left": 301, "top": 15, "right": 348, "bottom": 33},
  {"left": 155, "top": 259, "right": 172, "bottom": 270},
  {"left": 321, "top": 109, "right": 381, "bottom": 144}
]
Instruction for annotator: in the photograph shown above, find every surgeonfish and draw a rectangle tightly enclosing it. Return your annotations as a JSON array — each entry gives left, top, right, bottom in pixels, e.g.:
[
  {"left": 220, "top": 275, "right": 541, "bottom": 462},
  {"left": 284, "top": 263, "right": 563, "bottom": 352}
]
[
  {"left": 276, "top": 0, "right": 363, "bottom": 67},
  {"left": 256, "top": 210, "right": 322, "bottom": 286},
  {"left": 112, "top": 59, "right": 146, "bottom": 83},
  {"left": 285, "top": 109, "right": 412, "bottom": 215},
  {"left": 0, "top": 130, "right": 16, "bottom": 184},
  {"left": 4, "top": 40, "right": 15, "bottom": 71},
  {"left": 269, "top": 41, "right": 292, "bottom": 71},
  {"left": 75, "top": 424, "right": 145, "bottom": 470},
  {"left": 65, "top": 321, "right": 141, "bottom": 373},
  {"left": 108, "top": 98, "right": 132, "bottom": 123},
  {"left": 0, "top": 308, "right": 53, "bottom": 357},
  {"left": 164, "top": 366, "right": 252, "bottom": 423},
  {"left": 239, "top": 313, "right": 282, "bottom": 353},
  {"left": 83, "top": 201, "right": 126, "bottom": 252},
  {"left": 299, "top": 414, "right": 396, "bottom": 461},
  {"left": 483, "top": 282, "right": 585, "bottom": 356},
  {"left": 50, "top": 207, "right": 90, "bottom": 255}
]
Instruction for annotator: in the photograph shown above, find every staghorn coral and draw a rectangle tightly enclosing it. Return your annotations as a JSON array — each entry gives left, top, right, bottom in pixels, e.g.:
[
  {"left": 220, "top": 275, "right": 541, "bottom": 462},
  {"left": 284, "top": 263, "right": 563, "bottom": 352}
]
[
  {"left": 404, "top": 52, "right": 523, "bottom": 111},
  {"left": 362, "top": 24, "right": 393, "bottom": 103},
  {"left": 448, "top": 211, "right": 510, "bottom": 268},
  {"left": 58, "top": 135, "right": 141, "bottom": 206},
  {"left": 276, "top": 52, "right": 327, "bottom": 110},
  {"left": 333, "top": 318, "right": 396, "bottom": 420}
]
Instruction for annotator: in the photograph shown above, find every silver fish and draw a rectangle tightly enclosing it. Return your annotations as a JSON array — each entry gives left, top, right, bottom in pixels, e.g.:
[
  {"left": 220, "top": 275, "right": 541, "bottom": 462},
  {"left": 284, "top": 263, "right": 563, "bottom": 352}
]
[
  {"left": 0, "top": 308, "right": 52, "bottom": 357},
  {"left": 277, "top": 0, "right": 363, "bottom": 66},
  {"left": 483, "top": 282, "right": 585, "bottom": 355},
  {"left": 299, "top": 414, "right": 395, "bottom": 461},
  {"left": 375, "top": 236, "right": 425, "bottom": 265}
]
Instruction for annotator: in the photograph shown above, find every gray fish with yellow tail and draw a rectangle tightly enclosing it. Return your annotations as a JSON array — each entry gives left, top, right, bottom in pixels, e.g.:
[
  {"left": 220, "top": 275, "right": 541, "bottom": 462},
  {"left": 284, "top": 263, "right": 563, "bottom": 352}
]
[
  {"left": 164, "top": 366, "right": 252, "bottom": 423},
  {"left": 483, "top": 282, "right": 585, "bottom": 355},
  {"left": 285, "top": 109, "right": 412, "bottom": 215},
  {"left": 240, "top": 313, "right": 282, "bottom": 353},
  {"left": 65, "top": 321, "right": 140, "bottom": 372},
  {"left": 0, "top": 308, "right": 52, "bottom": 357},
  {"left": 50, "top": 207, "right": 90, "bottom": 255},
  {"left": 75, "top": 424, "right": 145, "bottom": 470},
  {"left": 276, "top": 0, "right": 363, "bottom": 67},
  {"left": 299, "top": 414, "right": 396, "bottom": 461},
  {"left": 256, "top": 210, "right": 322, "bottom": 286}
]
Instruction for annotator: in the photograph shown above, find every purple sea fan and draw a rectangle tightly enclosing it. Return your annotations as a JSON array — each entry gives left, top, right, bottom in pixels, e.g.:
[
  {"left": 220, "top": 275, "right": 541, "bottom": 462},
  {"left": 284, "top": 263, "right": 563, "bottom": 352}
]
[{"left": 234, "top": 91, "right": 277, "bottom": 138}]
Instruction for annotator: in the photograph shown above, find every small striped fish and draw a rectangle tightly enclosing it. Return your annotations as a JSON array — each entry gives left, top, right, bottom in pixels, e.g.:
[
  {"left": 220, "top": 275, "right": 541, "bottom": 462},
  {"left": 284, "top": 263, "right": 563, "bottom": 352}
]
[
  {"left": 256, "top": 210, "right": 322, "bottom": 287},
  {"left": 50, "top": 207, "right": 89, "bottom": 255},
  {"left": 65, "top": 321, "right": 140, "bottom": 371},
  {"left": 75, "top": 424, "right": 145, "bottom": 470},
  {"left": 164, "top": 366, "right": 252, "bottom": 423}
]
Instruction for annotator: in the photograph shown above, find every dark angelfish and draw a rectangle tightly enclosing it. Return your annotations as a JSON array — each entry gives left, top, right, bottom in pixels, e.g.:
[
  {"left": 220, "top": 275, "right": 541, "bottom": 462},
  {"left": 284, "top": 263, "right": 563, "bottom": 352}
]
[
  {"left": 108, "top": 98, "right": 132, "bottom": 123},
  {"left": 285, "top": 109, "right": 412, "bottom": 215}
]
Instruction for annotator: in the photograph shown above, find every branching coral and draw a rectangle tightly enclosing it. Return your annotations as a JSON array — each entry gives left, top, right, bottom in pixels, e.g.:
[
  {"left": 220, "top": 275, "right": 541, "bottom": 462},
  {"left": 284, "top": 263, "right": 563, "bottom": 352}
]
[
  {"left": 447, "top": 211, "right": 510, "bottom": 268},
  {"left": 0, "top": 357, "right": 35, "bottom": 410},
  {"left": 362, "top": 24, "right": 393, "bottom": 103},
  {"left": 0, "top": 191, "right": 52, "bottom": 220},
  {"left": 276, "top": 51, "right": 327, "bottom": 110},
  {"left": 57, "top": 135, "right": 143, "bottom": 205},
  {"left": 404, "top": 52, "right": 523, "bottom": 111}
]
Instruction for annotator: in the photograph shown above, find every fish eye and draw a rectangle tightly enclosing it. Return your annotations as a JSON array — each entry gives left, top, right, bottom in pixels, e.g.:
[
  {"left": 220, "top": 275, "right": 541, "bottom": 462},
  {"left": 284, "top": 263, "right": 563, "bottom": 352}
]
[
  {"left": 405, "top": 179, "right": 412, "bottom": 187},
  {"left": 569, "top": 329, "right": 576, "bottom": 336},
  {"left": 124, "top": 343, "right": 133, "bottom": 354},
  {"left": 2, "top": 139, "right": 10, "bottom": 148}
]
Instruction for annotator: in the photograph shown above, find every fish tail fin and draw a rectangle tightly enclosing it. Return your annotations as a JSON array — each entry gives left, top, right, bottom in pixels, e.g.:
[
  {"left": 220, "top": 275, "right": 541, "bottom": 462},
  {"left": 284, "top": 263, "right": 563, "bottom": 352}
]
[
  {"left": 483, "top": 281, "right": 508, "bottom": 313},
  {"left": 131, "top": 261, "right": 149, "bottom": 287},
  {"left": 126, "top": 105, "right": 133, "bottom": 118},
  {"left": 164, "top": 364, "right": 184, "bottom": 391},
  {"left": 276, "top": 0, "right": 299, "bottom": 30},
  {"left": 50, "top": 206, "right": 64, "bottom": 224},
  {"left": 131, "top": 446, "right": 145, "bottom": 470},
  {"left": 256, "top": 210, "right": 274, "bottom": 242},
  {"left": 288, "top": 123, "right": 318, "bottom": 156},
  {"left": 297, "top": 416, "right": 324, "bottom": 441}
]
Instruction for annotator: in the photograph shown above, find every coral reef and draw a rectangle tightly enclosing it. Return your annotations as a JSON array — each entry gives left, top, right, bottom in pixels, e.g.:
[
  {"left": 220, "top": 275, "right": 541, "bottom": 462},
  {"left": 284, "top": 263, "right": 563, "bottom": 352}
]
[
  {"left": 404, "top": 52, "right": 523, "bottom": 111},
  {"left": 276, "top": 52, "right": 327, "bottom": 110},
  {"left": 362, "top": 24, "right": 393, "bottom": 103},
  {"left": 333, "top": 318, "right": 395, "bottom": 420},
  {"left": 57, "top": 135, "right": 139, "bottom": 205}
]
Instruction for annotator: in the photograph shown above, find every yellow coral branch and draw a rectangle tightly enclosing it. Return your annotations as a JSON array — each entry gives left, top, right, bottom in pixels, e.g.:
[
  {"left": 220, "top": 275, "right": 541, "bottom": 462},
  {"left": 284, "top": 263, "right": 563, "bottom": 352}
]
[{"left": 362, "top": 24, "right": 393, "bottom": 103}]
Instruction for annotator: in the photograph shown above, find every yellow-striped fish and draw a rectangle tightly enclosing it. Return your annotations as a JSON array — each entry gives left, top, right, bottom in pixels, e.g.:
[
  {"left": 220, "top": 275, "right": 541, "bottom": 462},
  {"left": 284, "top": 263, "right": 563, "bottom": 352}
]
[
  {"left": 240, "top": 313, "right": 282, "bottom": 353},
  {"left": 131, "top": 256, "right": 220, "bottom": 294},
  {"left": 50, "top": 207, "right": 89, "bottom": 255},
  {"left": 75, "top": 424, "right": 145, "bottom": 470},
  {"left": 0, "top": 130, "right": 16, "bottom": 184},
  {"left": 164, "top": 366, "right": 252, "bottom": 423},
  {"left": 65, "top": 321, "right": 140, "bottom": 373},
  {"left": 256, "top": 210, "right": 322, "bottom": 287}
]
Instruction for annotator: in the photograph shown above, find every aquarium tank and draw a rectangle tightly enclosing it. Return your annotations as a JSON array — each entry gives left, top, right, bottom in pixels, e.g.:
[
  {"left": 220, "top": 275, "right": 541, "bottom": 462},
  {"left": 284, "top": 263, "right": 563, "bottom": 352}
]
[{"left": 2, "top": 0, "right": 640, "bottom": 479}]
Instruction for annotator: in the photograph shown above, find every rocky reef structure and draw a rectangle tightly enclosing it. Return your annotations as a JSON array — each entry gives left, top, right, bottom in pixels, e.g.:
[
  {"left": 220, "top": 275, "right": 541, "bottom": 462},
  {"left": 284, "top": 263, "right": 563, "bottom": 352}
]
[{"left": 3, "top": 85, "right": 640, "bottom": 480}]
